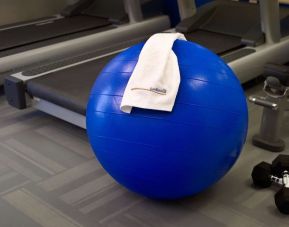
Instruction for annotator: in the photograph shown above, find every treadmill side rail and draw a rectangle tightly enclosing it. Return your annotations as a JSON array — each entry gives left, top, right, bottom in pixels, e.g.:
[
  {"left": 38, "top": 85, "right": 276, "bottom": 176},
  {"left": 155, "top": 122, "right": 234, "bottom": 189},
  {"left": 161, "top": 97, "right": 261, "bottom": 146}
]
[
  {"left": 34, "top": 99, "right": 86, "bottom": 129},
  {"left": 4, "top": 76, "right": 27, "bottom": 109},
  {"left": 0, "top": 15, "right": 169, "bottom": 74}
]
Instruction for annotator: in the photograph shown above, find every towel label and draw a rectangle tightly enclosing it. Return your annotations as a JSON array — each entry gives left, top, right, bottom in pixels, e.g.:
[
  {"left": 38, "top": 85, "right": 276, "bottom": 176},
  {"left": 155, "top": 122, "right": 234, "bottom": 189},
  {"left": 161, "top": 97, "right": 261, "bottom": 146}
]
[
  {"left": 131, "top": 87, "right": 167, "bottom": 95},
  {"left": 149, "top": 87, "right": 167, "bottom": 95}
]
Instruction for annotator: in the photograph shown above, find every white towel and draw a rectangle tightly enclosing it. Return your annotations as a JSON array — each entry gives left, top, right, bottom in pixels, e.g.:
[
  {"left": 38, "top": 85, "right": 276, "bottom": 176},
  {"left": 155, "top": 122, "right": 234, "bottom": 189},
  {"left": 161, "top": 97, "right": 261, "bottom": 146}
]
[{"left": 120, "top": 33, "right": 186, "bottom": 113}]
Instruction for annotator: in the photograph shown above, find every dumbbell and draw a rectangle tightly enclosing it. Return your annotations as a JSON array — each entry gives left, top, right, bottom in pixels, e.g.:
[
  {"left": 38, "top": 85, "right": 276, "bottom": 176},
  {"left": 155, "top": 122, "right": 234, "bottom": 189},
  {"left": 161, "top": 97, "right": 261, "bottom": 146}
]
[{"left": 251, "top": 155, "right": 289, "bottom": 214}]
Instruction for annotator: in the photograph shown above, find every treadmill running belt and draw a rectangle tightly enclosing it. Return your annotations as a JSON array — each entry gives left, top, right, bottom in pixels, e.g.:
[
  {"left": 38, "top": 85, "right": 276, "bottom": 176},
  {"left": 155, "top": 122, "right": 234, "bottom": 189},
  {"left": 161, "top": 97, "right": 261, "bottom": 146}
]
[
  {"left": 26, "top": 54, "right": 117, "bottom": 115},
  {"left": 185, "top": 30, "right": 243, "bottom": 55},
  {"left": 0, "top": 15, "right": 111, "bottom": 51}
]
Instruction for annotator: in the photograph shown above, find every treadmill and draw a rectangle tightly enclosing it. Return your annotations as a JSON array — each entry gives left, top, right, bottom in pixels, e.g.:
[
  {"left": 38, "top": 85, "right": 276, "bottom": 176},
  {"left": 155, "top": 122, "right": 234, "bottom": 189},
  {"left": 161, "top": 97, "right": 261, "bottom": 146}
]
[
  {"left": 176, "top": 0, "right": 289, "bottom": 83},
  {"left": 0, "top": 0, "right": 170, "bottom": 84},
  {"left": 4, "top": 0, "right": 289, "bottom": 129},
  {"left": 0, "top": 0, "right": 114, "bottom": 56}
]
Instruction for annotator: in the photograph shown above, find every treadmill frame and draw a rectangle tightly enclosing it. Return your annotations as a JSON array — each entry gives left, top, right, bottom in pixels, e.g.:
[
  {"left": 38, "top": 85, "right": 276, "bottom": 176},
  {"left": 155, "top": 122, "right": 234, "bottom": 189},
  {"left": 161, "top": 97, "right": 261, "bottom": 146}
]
[
  {"left": 0, "top": 0, "right": 170, "bottom": 74},
  {"left": 35, "top": 99, "right": 87, "bottom": 129},
  {"left": 177, "top": 0, "right": 289, "bottom": 83},
  {"left": 229, "top": 0, "right": 289, "bottom": 83},
  {"left": 0, "top": 15, "right": 63, "bottom": 32},
  {"left": 5, "top": 0, "right": 289, "bottom": 129}
]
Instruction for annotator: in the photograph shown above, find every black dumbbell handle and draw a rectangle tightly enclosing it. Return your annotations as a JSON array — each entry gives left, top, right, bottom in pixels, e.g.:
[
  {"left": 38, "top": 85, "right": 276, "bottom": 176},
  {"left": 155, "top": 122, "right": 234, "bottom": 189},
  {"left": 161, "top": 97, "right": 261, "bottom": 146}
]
[
  {"left": 283, "top": 171, "right": 289, "bottom": 188},
  {"left": 270, "top": 175, "right": 283, "bottom": 185},
  {"left": 270, "top": 171, "right": 289, "bottom": 188}
]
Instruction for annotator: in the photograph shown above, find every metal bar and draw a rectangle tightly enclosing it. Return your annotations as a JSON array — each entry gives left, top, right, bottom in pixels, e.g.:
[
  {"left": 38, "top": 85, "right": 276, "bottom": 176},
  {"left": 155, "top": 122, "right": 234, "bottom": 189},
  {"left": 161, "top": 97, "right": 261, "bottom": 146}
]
[
  {"left": 258, "top": 106, "right": 283, "bottom": 142},
  {"left": 248, "top": 96, "right": 278, "bottom": 110},
  {"left": 228, "top": 35, "right": 289, "bottom": 83},
  {"left": 177, "top": 0, "right": 197, "bottom": 20},
  {"left": 34, "top": 99, "right": 86, "bottom": 129},
  {"left": 123, "top": 0, "right": 143, "bottom": 23},
  {"left": 0, "top": 16, "right": 170, "bottom": 73},
  {"left": 259, "top": 0, "right": 281, "bottom": 44}
]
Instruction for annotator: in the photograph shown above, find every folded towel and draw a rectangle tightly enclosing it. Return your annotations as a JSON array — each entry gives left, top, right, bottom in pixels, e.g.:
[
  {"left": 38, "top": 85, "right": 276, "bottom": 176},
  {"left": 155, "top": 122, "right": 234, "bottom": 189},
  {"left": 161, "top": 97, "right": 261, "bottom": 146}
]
[{"left": 120, "top": 33, "right": 186, "bottom": 113}]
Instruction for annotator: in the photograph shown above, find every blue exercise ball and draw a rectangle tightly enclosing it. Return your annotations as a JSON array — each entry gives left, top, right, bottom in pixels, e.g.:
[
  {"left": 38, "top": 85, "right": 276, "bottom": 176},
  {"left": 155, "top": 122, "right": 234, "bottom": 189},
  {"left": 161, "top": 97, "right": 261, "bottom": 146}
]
[{"left": 86, "top": 39, "right": 248, "bottom": 199}]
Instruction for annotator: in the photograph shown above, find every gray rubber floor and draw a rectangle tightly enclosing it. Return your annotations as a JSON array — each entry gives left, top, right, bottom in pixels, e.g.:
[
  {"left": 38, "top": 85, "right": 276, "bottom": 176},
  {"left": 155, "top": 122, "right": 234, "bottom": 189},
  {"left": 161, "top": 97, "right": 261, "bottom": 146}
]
[{"left": 0, "top": 83, "right": 288, "bottom": 227}]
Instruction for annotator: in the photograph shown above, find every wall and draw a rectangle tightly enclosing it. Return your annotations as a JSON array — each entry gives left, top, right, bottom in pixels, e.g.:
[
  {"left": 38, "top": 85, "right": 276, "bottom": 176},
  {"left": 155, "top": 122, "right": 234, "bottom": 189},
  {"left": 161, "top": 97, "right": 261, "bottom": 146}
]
[{"left": 0, "top": 0, "right": 70, "bottom": 26}]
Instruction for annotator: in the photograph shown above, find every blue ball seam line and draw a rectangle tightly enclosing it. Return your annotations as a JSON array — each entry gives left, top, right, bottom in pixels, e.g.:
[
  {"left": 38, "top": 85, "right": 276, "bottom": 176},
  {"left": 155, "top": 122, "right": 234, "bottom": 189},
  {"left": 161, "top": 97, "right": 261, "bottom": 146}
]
[
  {"left": 87, "top": 134, "right": 246, "bottom": 155},
  {"left": 94, "top": 71, "right": 242, "bottom": 90},
  {"left": 89, "top": 134, "right": 161, "bottom": 150},
  {"left": 90, "top": 82, "right": 245, "bottom": 101},
  {"left": 88, "top": 93, "right": 246, "bottom": 116},
  {"left": 87, "top": 109, "right": 246, "bottom": 134},
  {"left": 102, "top": 60, "right": 231, "bottom": 68}
]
